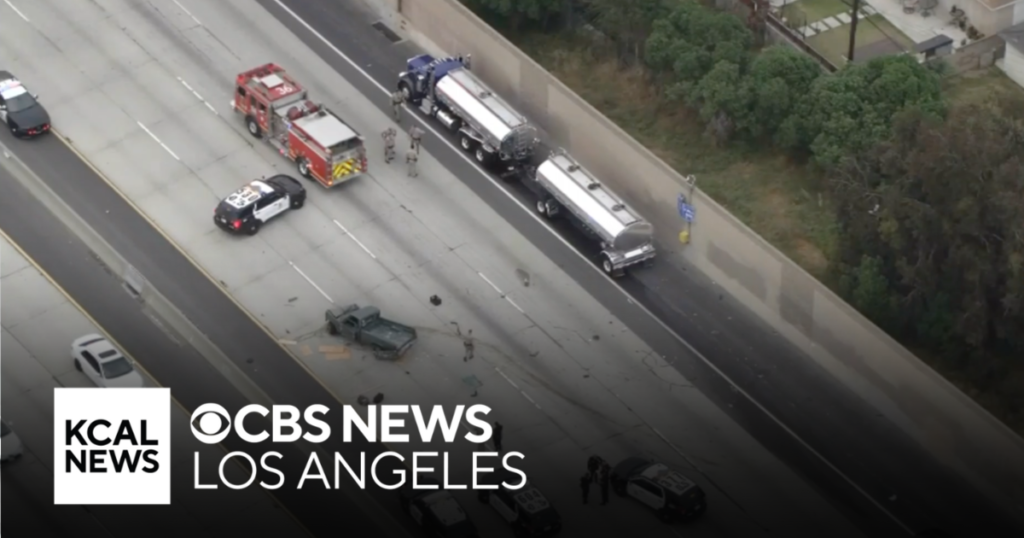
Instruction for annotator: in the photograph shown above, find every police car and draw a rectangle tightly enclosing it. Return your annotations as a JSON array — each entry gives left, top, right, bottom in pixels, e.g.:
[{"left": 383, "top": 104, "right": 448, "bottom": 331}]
[
  {"left": 214, "top": 175, "right": 306, "bottom": 235},
  {"left": 610, "top": 457, "right": 707, "bottom": 522},
  {"left": 398, "top": 476, "right": 479, "bottom": 538},
  {"left": 0, "top": 72, "right": 51, "bottom": 138},
  {"left": 476, "top": 469, "right": 562, "bottom": 537}
]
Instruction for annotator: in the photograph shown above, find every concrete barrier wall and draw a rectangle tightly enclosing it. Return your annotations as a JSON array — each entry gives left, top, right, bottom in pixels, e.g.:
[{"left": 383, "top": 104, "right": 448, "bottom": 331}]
[
  {"left": 381, "top": 0, "right": 1024, "bottom": 519},
  {"left": 944, "top": 34, "right": 1007, "bottom": 74}
]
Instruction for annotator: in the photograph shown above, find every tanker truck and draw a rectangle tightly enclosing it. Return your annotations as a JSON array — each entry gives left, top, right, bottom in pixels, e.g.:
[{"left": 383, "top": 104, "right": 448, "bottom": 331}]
[
  {"left": 397, "top": 54, "right": 539, "bottom": 167},
  {"left": 506, "top": 150, "right": 656, "bottom": 277}
]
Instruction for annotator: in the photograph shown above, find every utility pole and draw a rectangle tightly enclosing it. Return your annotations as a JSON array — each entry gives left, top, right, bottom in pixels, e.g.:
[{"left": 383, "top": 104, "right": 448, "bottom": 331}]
[{"left": 847, "top": 0, "right": 861, "bottom": 63}]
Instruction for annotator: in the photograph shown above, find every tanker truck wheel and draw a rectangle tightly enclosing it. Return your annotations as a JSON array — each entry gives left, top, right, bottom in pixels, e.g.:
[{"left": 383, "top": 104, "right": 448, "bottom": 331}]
[
  {"left": 460, "top": 134, "right": 475, "bottom": 152},
  {"left": 535, "top": 199, "right": 548, "bottom": 217},
  {"left": 475, "top": 148, "right": 491, "bottom": 164},
  {"left": 601, "top": 255, "right": 623, "bottom": 278}
]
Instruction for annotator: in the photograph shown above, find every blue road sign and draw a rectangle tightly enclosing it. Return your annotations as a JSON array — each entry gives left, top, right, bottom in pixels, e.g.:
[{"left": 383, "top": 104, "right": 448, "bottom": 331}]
[{"left": 678, "top": 194, "right": 695, "bottom": 223}]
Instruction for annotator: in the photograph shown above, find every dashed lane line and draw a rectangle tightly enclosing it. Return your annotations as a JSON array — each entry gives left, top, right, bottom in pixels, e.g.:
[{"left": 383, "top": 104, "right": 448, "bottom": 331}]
[
  {"left": 288, "top": 261, "right": 333, "bottom": 304},
  {"left": 476, "top": 271, "right": 526, "bottom": 315},
  {"left": 177, "top": 76, "right": 219, "bottom": 115},
  {"left": 495, "top": 367, "right": 541, "bottom": 411},
  {"left": 172, "top": 0, "right": 202, "bottom": 26},
  {"left": 333, "top": 219, "right": 377, "bottom": 259},
  {"left": 269, "top": 1, "right": 913, "bottom": 532},
  {"left": 3, "top": 0, "right": 29, "bottom": 22},
  {"left": 136, "top": 121, "right": 180, "bottom": 161}
]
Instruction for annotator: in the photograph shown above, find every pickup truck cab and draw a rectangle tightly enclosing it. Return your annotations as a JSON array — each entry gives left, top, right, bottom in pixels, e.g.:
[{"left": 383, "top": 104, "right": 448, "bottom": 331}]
[{"left": 325, "top": 304, "right": 417, "bottom": 359}]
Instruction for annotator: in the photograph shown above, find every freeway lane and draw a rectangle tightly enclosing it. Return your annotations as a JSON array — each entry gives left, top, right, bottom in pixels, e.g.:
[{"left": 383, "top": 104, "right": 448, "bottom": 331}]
[
  {"left": 0, "top": 136, "right": 414, "bottom": 538},
  {"left": 0, "top": 233, "right": 309, "bottom": 538},
  {"left": 261, "top": 0, "right": 1023, "bottom": 535},
  {"left": 0, "top": 1, "right": 871, "bottom": 537}
]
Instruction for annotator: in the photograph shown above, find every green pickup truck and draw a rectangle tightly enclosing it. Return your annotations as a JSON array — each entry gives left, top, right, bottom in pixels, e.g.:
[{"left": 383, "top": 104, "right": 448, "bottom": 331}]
[{"left": 325, "top": 304, "right": 417, "bottom": 359}]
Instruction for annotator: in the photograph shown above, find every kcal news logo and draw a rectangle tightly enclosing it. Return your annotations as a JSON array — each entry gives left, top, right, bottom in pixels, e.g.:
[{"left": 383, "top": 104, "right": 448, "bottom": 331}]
[{"left": 53, "top": 388, "right": 171, "bottom": 505}]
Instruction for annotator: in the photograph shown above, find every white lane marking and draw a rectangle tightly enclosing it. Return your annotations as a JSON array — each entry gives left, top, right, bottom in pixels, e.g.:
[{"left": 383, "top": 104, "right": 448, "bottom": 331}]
[
  {"left": 495, "top": 368, "right": 520, "bottom": 390},
  {"left": 505, "top": 297, "right": 525, "bottom": 314},
  {"left": 172, "top": 0, "right": 202, "bottom": 26},
  {"left": 477, "top": 272, "right": 503, "bottom": 294},
  {"left": 477, "top": 272, "right": 526, "bottom": 314},
  {"left": 333, "top": 220, "right": 376, "bottom": 259},
  {"left": 272, "top": 1, "right": 910, "bottom": 531},
  {"left": 136, "top": 121, "right": 180, "bottom": 161},
  {"left": 288, "top": 261, "right": 333, "bottom": 304},
  {"left": 496, "top": 368, "right": 541, "bottom": 410},
  {"left": 177, "top": 77, "right": 219, "bottom": 116},
  {"left": 3, "top": 0, "right": 29, "bottom": 22}
]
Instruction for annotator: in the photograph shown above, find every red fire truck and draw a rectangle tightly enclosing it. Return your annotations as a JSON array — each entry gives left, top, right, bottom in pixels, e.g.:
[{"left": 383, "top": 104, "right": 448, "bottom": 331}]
[{"left": 231, "top": 64, "right": 368, "bottom": 188}]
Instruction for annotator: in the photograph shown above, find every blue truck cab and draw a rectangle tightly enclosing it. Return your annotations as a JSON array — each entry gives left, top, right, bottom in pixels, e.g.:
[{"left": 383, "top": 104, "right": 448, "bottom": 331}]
[{"left": 398, "top": 54, "right": 470, "bottom": 105}]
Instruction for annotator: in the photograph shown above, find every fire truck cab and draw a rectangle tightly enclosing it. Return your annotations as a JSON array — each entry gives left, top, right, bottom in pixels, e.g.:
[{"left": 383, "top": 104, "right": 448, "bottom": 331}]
[{"left": 232, "top": 64, "right": 367, "bottom": 188}]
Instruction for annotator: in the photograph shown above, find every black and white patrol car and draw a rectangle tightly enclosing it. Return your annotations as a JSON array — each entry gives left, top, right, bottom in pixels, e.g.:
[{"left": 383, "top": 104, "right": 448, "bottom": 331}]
[
  {"left": 476, "top": 469, "right": 562, "bottom": 537},
  {"left": 214, "top": 175, "right": 306, "bottom": 235},
  {"left": 0, "top": 72, "right": 51, "bottom": 138},
  {"left": 611, "top": 457, "right": 707, "bottom": 522},
  {"left": 398, "top": 476, "right": 478, "bottom": 538}
]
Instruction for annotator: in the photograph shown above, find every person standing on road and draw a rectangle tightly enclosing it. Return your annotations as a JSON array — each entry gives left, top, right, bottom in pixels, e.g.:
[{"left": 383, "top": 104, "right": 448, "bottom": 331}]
[
  {"left": 409, "top": 125, "right": 424, "bottom": 154},
  {"left": 405, "top": 148, "right": 418, "bottom": 177},
  {"left": 463, "top": 329, "right": 475, "bottom": 362},
  {"left": 390, "top": 91, "right": 404, "bottom": 121},
  {"left": 599, "top": 463, "right": 610, "bottom": 505},
  {"left": 493, "top": 421, "right": 503, "bottom": 452},
  {"left": 381, "top": 128, "right": 396, "bottom": 163},
  {"left": 587, "top": 455, "right": 601, "bottom": 483},
  {"left": 580, "top": 473, "right": 591, "bottom": 504}
]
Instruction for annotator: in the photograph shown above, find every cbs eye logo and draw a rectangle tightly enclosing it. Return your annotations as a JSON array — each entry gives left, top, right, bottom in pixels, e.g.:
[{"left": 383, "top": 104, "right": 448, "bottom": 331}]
[{"left": 190, "top": 403, "right": 231, "bottom": 444}]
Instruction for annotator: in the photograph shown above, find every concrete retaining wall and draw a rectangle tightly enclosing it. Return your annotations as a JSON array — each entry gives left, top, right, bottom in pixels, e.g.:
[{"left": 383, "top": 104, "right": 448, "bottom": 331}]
[
  {"left": 375, "top": 0, "right": 1024, "bottom": 520},
  {"left": 944, "top": 34, "right": 1007, "bottom": 74}
]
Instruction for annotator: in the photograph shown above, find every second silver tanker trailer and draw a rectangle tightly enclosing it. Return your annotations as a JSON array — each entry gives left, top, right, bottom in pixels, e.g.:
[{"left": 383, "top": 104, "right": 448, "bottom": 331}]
[{"left": 506, "top": 150, "right": 656, "bottom": 277}]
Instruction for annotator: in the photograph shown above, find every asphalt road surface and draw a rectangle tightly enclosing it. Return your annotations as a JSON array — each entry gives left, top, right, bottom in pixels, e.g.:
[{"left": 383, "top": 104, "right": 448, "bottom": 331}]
[
  {"left": 0, "top": 151, "right": 414, "bottom": 537},
  {"left": 0, "top": 0, "right": 1017, "bottom": 536},
  {"left": 0, "top": 233, "right": 309, "bottom": 538},
  {"left": 255, "top": 0, "right": 1021, "bottom": 536},
  {"left": 0, "top": 0, "right": 867, "bottom": 537}
]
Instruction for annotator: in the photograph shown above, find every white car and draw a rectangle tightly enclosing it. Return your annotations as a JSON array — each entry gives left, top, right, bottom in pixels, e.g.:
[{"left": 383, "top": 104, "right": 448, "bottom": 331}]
[
  {"left": 1, "top": 420, "right": 24, "bottom": 462},
  {"left": 72, "top": 334, "right": 145, "bottom": 388}
]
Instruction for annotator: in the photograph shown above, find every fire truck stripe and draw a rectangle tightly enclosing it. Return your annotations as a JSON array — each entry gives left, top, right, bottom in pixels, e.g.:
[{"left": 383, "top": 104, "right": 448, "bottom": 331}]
[{"left": 333, "top": 159, "right": 357, "bottom": 178}]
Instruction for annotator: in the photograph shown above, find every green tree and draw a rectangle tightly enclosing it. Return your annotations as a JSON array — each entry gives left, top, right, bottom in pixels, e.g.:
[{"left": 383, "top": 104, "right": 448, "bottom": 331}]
[
  {"left": 778, "top": 54, "right": 944, "bottom": 167},
  {"left": 831, "top": 98, "right": 1024, "bottom": 359},
  {"left": 583, "top": 0, "right": 672, "bottom": 62},
  {"left": 741, "top": 46, "right": 823, "bottom": 140},
  {"left": 692, "top": 61, "right": 747, "bottom": 143},
  {"left": 839, "top": 255, "right": 898, "bottom": 330},
  {"left": 464, "top": 0, "right": 563, "bottom": 30},
  {"left": 644, "top": 1, "right": 753, "bottom": 100}
]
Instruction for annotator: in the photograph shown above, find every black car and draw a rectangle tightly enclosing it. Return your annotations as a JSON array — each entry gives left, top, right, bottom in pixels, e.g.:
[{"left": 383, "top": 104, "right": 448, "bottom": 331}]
[
  {"left": 214, "top": 175, "right": 305, "bottom": 235},
  {"left": 477, "top": 469, "right": 562, "bottom": 537},
  {"left": 0, "top": 72, "right": 50, "bottom": 138},
  {"left": 610, "top": 457, "right": 706, "bottom": 522},
  {"left": 398, "top": 476, "right": 478, "bottom": 538}
]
